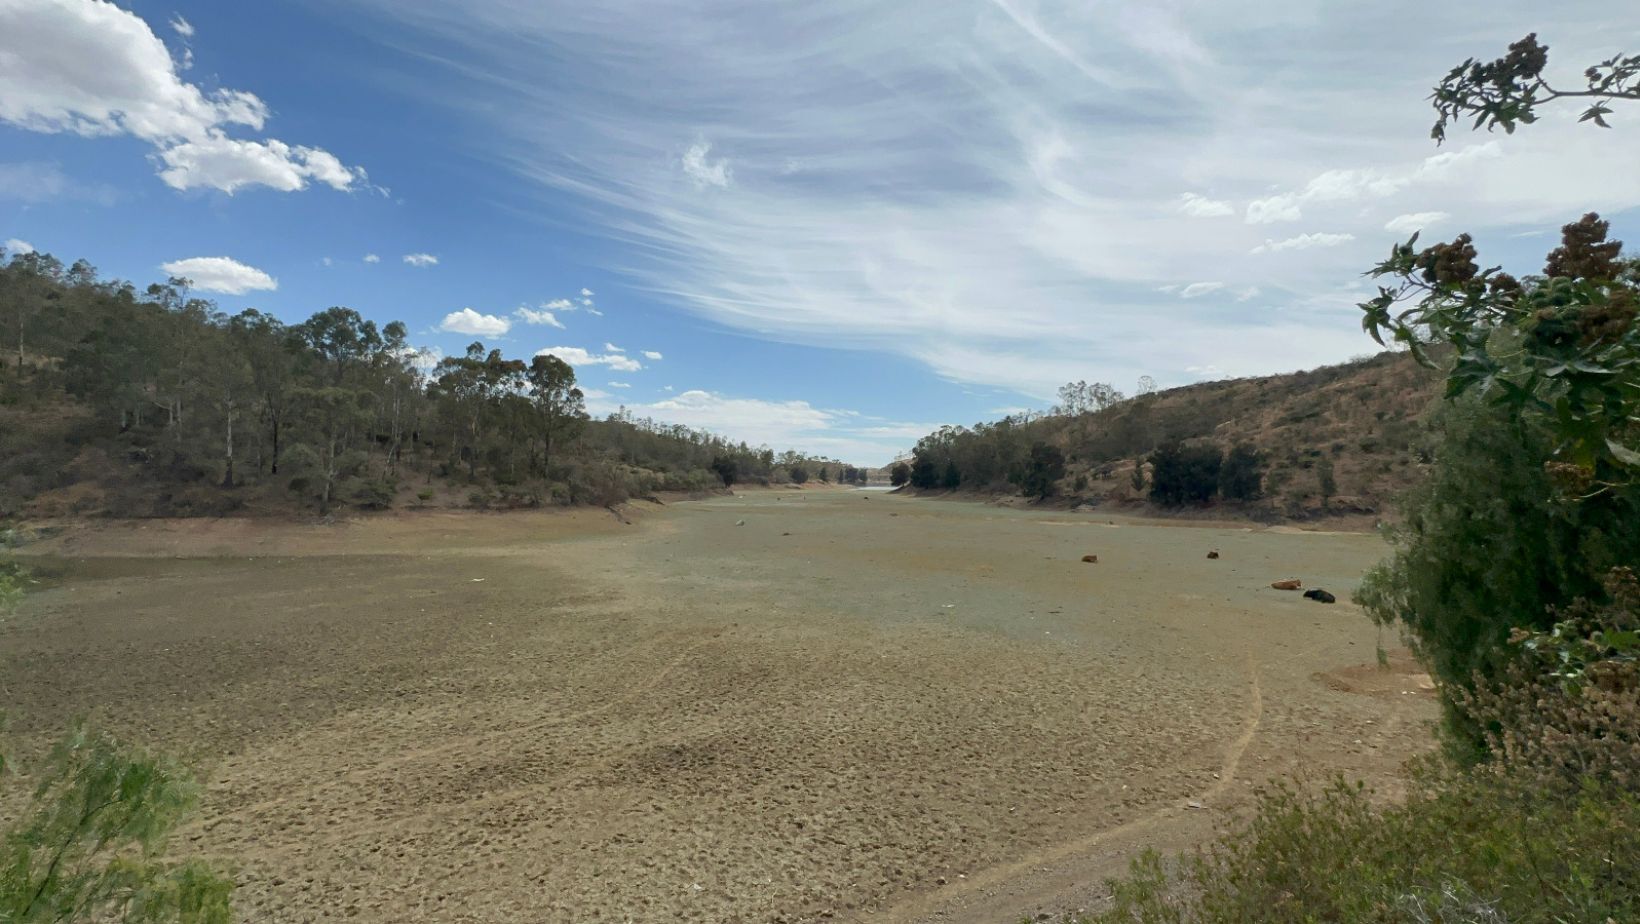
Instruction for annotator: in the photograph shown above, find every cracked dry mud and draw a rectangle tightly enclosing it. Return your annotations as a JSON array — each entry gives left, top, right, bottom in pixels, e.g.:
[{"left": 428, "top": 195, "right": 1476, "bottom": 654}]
[{"left": 1, "top": 490, "right": 1436, "bottom": 923}]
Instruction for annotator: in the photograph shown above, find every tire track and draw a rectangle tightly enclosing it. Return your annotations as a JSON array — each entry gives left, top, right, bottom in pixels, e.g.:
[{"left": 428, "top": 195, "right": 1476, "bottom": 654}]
[{"left": 877, "top": 652, "right": 1264, "bottom": 924}]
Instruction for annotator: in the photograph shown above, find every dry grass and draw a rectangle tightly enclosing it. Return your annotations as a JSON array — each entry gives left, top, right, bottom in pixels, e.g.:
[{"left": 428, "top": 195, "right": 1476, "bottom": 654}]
[{"left": 1063, "top": 352, "right": 1439, "bottom": 518}]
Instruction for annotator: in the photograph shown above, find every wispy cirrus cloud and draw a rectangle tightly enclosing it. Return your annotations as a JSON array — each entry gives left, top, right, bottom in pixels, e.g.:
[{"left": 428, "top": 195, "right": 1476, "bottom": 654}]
[
  {"left": 1179, "top": 281, "right": 1224, "bottom": 298},
  {"left": 1251, "top": 232, "right": 1356, "bottom": 255},
  {"left": 357, "top": 0, "right": 1640, "bottom": 400},
  {"left": 0, "top": 161, "right": 118, "bottom": 205},
  {"left": 1177, "top": 193, "right": 1234, "bottom": 218},
  {"left": 1384, "top": 211, "right": 1450, "bottom": 235},
  {"left": 513, "top": 304, "right": 565, "bottom": 328}
]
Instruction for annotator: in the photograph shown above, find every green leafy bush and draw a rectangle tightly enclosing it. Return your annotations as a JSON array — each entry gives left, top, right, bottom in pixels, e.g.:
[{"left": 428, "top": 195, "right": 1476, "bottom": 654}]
[
  {"left": 1, "top": 725, "right": 235, "bottom": 923},
  {"left": 1078, "top": 767, "right": 1639, "bottom": 924},
  {"left": 1356, "top": 392, "right": 1639, "bottom": 750}
]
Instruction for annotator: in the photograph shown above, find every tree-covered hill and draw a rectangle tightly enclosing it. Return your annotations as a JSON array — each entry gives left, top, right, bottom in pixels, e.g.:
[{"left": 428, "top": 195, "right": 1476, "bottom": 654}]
[
  {"left": 0, "top": 248, "right": 854, "bottom": 518},
  {"left": 903, "top": 351, "right": 1441, "bottom": 519}
]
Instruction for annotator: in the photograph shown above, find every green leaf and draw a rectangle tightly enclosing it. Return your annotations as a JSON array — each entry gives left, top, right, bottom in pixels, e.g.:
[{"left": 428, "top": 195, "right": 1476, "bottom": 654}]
[
  {"left": 1568, "top": 360, "right": 1612, "bottom": 375},
  {"left": 1607, "top": 438, "right": 1640, "bottom": 467}
]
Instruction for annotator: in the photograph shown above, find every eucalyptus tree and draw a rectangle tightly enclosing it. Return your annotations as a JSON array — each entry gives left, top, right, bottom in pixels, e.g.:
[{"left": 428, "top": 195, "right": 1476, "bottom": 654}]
[{"left": 526, "top": 353, "right": 586, "bottom": 478}]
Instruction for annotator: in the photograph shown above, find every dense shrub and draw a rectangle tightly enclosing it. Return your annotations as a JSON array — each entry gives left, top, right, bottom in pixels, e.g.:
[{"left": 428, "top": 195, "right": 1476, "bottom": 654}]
[
  {"left": 889, "top": 462, "right": 911, "bottom": 487},
  {"left": 909, "top": 458, "right": 938, "bottom": 489},
  {"left": 1080, "top": 767, "right": 1640, "bottom": 924},
  {"left": 1217, "top": 443, "right": 1263, "bottom": 501},
  {"left": 1017, "top": 442, "right": 1066, "bottom": 499},
  {"left": 1458, "top": 568, "right": 1640, "bottom": 789},
  {"left": 1355, "top": 397, "right": 1640, "bottom": 749},
  {"left": 1147, "top": 442, "right": 1222, "bottom": 507},
  {"left": 710, "top": 455, "right": 736, "bottom": 487}
]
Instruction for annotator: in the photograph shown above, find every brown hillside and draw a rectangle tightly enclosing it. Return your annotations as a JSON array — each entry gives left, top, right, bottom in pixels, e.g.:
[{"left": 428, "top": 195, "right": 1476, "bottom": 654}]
[
  {"left": 957, "top": 351, "right": 1440, "bottom": 520},
  {"left": 1104, "top": 352, "right": 1437, "bottom": 516}
]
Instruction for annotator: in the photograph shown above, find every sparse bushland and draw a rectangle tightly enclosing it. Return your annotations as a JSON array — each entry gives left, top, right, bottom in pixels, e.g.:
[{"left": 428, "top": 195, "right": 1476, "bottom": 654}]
[
  {"left": 1, "top": 723, "right": 235, "bottom": 923},
  {"left": 0, "top": 254, "right": 841, "bottom": 518},
  {"left": 905, "top": 352, "right": 1438, "bottom": 518},
  {"left": 1062, "top": 33, "right": 1640, "bottom": 923}
]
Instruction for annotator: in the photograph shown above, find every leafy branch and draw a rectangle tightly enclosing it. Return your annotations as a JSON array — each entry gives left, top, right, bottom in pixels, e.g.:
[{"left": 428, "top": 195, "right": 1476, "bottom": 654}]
[
  {"left": 0, "top": 724, "right": 234, "bottom": 923},
  {"left": 1359, "top": 219, "right": 1640, "bottom": 478},
  {"left": 1432, "top": 33, "right": 1640, "bottom": 143}
]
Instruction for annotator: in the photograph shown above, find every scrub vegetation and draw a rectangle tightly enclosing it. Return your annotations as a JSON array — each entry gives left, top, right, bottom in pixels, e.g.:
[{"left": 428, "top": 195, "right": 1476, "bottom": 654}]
[{"left": 1064, "top": 33, "right": 1640, "bottom": 923}]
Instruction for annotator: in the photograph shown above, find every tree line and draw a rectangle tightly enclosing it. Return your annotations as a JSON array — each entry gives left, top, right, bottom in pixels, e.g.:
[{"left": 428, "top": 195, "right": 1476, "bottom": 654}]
[
  {"left": 0, "top": 253, "right": 842, "bottom": 516},
  {"left": 899, "top": 401, "right": 1272, "bottom": 508}
]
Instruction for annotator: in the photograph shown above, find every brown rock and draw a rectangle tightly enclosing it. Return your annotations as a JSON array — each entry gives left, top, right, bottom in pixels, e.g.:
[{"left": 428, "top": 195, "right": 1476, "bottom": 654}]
[
  {"left": 1207, "top": 550, "right": 1220, "bottom": 559},
  {"left": 1081, "top": 554, "right": 1098, "bottom": 563}
]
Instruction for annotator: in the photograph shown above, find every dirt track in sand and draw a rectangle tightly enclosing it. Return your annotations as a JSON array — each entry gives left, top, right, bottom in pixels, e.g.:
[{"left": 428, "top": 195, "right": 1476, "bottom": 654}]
[{"left": 0, "top": 490, "right": 1436, "bottom": 923}]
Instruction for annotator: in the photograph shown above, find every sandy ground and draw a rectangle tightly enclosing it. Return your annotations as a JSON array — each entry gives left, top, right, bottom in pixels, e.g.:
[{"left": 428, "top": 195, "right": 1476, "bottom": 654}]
[{"left": 0, "top": 491, "right": 1436, "bottom": 923}]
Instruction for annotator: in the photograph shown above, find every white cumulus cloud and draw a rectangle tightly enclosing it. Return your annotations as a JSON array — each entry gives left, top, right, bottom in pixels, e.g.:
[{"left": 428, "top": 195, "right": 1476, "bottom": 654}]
[
  {"left": 4, "top": 238, "right": 34, "bottom": 256},
  {"left": 608, "top": 381, "right": 631, "bottom": 388},
  {"left": 642, "top": 350, "right": 663, "bottom": 361},
  {"left": 0, "top": 0, "right": 361, "bottom": 194},
  {"left": 158, "top": 256, "right": 276, "bottom": 294},
  {"left": 603, "top": 341, "right": 624, "bottom": 352},
  {"left": 363, "top": 253, "right": 380, "bottom": 263},
  {"left": 403, "top": 252, "right": 438, "bottom": 267},
  {"left": 535, "top": 346, "right": 642, "bottom": 372},
  {"left": 439, "top": 308, "right": 511, "bottom": 337}
]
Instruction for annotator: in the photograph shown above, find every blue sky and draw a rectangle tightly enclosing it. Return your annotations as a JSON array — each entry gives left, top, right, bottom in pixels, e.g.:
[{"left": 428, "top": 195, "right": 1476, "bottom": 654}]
[{"left": 3, "top": 1, "right": 1638, "bottom": 465}]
